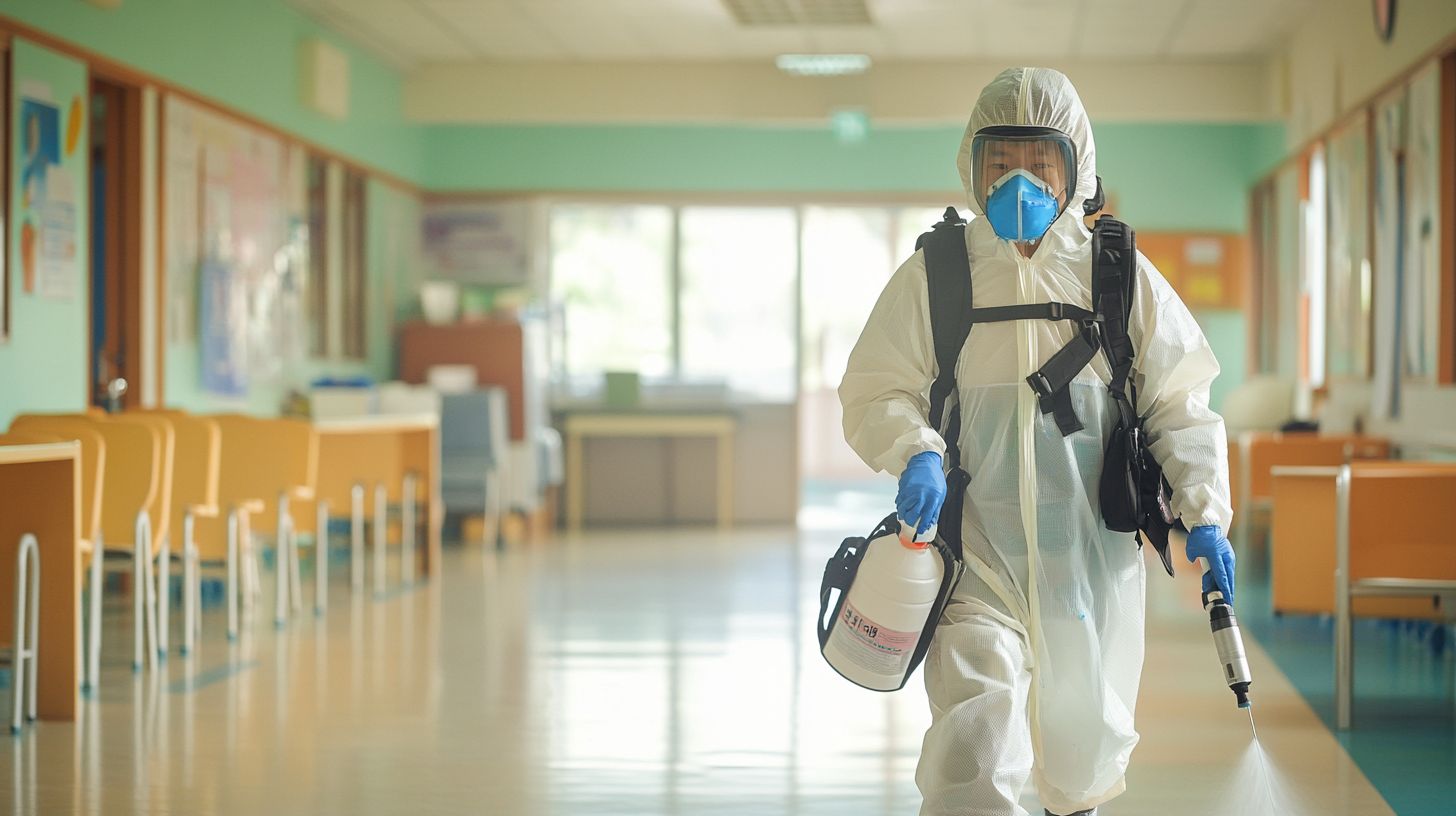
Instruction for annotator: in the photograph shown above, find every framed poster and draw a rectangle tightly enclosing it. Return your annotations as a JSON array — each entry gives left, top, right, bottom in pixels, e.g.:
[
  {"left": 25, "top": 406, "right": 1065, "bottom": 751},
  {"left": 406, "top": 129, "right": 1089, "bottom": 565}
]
[{"left": 422, "top": 198, "right": 530, "bottom": 286}]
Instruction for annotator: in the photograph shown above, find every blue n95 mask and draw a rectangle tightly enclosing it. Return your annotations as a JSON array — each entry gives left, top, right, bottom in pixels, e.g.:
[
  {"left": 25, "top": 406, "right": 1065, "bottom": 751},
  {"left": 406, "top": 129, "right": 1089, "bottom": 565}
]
[
  {"left": 969, "top": 125, "right": 1078, "bottom": 244},
  {"left": 984, "top": 169, "right": 1061, "bottom": 243}
]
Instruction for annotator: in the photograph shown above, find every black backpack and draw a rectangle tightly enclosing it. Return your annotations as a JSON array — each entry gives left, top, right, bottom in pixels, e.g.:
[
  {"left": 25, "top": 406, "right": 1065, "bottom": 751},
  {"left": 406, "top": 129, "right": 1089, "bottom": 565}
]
[{"left": 915, "top": 203, "right": 1179, "bottom": 576}]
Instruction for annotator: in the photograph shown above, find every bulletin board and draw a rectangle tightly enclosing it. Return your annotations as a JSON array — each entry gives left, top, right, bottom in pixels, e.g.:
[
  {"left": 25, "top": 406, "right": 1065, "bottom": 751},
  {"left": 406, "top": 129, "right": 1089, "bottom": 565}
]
[
  {"left": 1137, "top": 233, "right": 1249, "bottom": 310},
  {"left": 163, "top": 95, "right": 307, "bottom": 397},
  {"left": 10, "top": 38, "right": 87, "bottom": 307},
  {"left": 421, "top": 197, "right": 531, "bottom": 286}
]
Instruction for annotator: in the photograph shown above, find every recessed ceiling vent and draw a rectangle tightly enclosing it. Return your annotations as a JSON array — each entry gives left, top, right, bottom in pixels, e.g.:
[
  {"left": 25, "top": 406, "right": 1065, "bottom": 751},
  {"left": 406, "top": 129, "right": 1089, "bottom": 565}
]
[{"left": 722, "top": 0, "right": 872, "bottom": 26}]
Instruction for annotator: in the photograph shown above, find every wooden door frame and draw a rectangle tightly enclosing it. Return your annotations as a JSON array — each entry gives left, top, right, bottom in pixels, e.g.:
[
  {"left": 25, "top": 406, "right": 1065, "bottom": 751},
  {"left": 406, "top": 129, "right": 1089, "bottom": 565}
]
[{"left": 88, "top": 71, "right": 144, "bottom": 408}]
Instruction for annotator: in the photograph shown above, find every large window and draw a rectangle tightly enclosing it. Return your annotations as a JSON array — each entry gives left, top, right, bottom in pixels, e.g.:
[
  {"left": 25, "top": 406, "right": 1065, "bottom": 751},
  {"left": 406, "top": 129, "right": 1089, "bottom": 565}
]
[
  {"left": 549, "top": 203, "right": 949, "bottom": 406},
  {"left": 678, "top": 207, "right": 797, "bottom": 401},
  {"left": 549, "top": 205, "right": 674, "bottom": 388}
]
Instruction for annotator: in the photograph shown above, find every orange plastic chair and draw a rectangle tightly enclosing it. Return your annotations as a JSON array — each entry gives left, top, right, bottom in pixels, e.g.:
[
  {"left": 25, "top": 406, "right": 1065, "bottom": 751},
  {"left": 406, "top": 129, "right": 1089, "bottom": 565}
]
[
  {"left": 135, "top": 410, "right": 219, "bottom": 656},
  {"left": 10, "top": 413, "right": 162, "bottom": 676},
  {"left": 196, "top": 415, "right": 317, "bottom": 636}
]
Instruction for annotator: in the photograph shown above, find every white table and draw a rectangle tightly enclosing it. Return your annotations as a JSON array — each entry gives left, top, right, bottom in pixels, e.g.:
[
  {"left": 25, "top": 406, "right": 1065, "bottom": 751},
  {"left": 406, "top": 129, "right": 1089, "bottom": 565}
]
[{"left": 563, "top": 413, "right": 736, "bottom": 532}]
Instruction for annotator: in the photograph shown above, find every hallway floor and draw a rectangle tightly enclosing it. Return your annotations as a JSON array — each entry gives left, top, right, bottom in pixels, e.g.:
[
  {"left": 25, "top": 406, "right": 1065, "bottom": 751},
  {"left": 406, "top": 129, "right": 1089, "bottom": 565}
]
[{"left": 0, "top": 506, "right": 1415, "bottom": 815}]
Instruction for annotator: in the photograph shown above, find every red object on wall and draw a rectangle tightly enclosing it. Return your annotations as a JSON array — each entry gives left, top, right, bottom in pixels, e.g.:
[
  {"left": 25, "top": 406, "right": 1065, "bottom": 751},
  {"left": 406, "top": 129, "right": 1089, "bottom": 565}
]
[{"left": 399, "top": 320, "right": 526, "bottom": 441}]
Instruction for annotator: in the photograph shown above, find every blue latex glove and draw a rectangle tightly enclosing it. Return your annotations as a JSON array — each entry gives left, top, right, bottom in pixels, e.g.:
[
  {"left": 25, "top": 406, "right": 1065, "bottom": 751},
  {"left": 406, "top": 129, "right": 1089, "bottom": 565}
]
[
  {"left": 896, "top": 451, "right": 947, "bottom": 537},
  {"left": 1186, "top": 525, "right": 1236, "bottom": 606}
]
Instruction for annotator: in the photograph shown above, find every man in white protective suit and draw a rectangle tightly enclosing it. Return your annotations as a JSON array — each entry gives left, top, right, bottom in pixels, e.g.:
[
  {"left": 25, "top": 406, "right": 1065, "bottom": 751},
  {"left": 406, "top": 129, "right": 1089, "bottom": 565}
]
[{"left": 839, "top": 67, "right": 1234, "bottom": 816}]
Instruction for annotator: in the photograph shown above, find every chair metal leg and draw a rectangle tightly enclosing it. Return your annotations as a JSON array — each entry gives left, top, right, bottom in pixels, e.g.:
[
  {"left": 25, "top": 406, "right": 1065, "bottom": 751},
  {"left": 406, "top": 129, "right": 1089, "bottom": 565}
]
[
  {"left": 85, "top": 531, "right": 104, "bottom": 693},
  {"left": 182, "top": 512, "right": 197, "bottom": 657},
  {"left": 276, "top": 493, "right": 290, "bottom": 628},
  {"left": 1334, "top": 465, "right": 1354, "bottom": 730},
  {"left": 12, "top": 534, "right": 39, "bottom": 734},
  {"left": 289, "top": 517, "right": 304, "bottom": 614},
  {"left": 242, "top": 512, "right": 261, "bottom": 606},
  {"left": 374, "top": 483, "right": 387, "bottom": 596},
  {"left": 139, "top": 514, "right": 160, "bottom": 675},
  {"left": 316, "top": 500, "right": 329, "bottom": 616},
  {"left": 158, "top": 535, "right": 171, "bottom": 661},
  {"left": 403, "top": 473, "right": 417, "bottom": 586},
  {"left": 351, "top": 485, "right": 364, "bottom": 592},
  {"left": 227, "top": 510, "right": 239, "bottom": 642},
  {"left": 133, "top": 516, "right": 146, "bottom": 673}
]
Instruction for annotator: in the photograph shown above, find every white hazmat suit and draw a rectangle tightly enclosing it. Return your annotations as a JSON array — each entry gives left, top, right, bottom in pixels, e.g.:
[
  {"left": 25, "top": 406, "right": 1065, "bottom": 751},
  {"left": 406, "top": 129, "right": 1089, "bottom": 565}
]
[{"left": 839, "top": 67, "right": 1232, "bottom": 815}]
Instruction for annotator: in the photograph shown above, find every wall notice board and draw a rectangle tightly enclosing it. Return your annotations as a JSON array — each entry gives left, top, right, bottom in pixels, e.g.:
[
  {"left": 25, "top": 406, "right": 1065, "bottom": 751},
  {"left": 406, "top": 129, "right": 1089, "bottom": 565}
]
[
  {"left": 9, "top": 39, "right": 88, "bottom": 313},
  {"left": 163, "top": 95, "right": 308, "bottom": 398},
  {"left": 1138, "top": 233, "right": 1249, "bottom": 310}
]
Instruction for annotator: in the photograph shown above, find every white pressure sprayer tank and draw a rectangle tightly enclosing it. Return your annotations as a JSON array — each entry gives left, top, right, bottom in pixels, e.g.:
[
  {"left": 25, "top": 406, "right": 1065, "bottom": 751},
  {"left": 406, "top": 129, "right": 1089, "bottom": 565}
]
[{"left": 822, "top": 520, "right": 945, "bottom": 691}]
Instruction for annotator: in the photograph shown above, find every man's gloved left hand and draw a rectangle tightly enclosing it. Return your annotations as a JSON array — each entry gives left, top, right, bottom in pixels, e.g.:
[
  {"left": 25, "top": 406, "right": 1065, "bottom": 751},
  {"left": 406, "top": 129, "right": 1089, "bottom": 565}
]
[
  {"left": 896, "top": 451, "right": 946, "bottom": 537},
  {"left": 1186, "top": 525, "right": 1235, "bottom": 605}
]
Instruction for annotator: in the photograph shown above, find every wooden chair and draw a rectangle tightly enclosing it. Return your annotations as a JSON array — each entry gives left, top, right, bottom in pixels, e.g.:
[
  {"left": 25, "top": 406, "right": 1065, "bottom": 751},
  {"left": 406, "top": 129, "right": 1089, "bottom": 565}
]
[
  {"left": 10, "top": 414, "right": 163, "bottom": 676},
  {"left": 135, "top": 410, "right": 219, "bottom": 657},
  {"left": 1232, "top": 431, "right": 1389, "bottom": 550},
  {"left": 198, "top": 416, "right": 317, "bottom": 632},
  {"left": 1269, "top": 461, "right": 1456, "bottom": 729}
]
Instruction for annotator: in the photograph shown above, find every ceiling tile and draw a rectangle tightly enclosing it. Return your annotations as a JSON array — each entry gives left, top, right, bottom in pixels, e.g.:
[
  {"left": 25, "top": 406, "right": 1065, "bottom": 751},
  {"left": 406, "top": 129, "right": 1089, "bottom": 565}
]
[
  {"left": 1075, "top": 0, "right": 1185, "bottom": 58},
  {"left": 978, "top": 0, "right": 1080, "bottom": 59},
  {"left": 802, "top": 27, "right": 889, "bottom": 56},
  {"left": 422, "top": 1, "right": 569, "bottom": 59},
  {"left": 515, "top": 0, "right": 659, "bottom": 58},
  {"left": 872, "top": 0, "right": 982, "bottom": 59},
  {"left": 1167, "top": 0, "right": 1315, "bottom": 57},
  {"left": 323, "top": 0, "right": 475, "bottom": 61}
]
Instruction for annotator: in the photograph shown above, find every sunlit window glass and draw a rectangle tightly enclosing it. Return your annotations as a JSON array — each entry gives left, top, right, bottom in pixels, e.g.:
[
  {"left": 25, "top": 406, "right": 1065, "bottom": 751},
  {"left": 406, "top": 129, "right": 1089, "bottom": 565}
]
[
  {"left": 678, "top": 207, "right": 798, "bottom": 402},
  {"left": 550, "top": 205, "right": 673, "bottom": 388}
]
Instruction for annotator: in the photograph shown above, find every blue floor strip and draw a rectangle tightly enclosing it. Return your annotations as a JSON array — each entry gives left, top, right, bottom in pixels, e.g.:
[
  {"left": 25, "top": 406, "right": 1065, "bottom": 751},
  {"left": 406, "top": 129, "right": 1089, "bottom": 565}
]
[{"left": 1239, "top": 536, "right": 1456, "bottom": 816}]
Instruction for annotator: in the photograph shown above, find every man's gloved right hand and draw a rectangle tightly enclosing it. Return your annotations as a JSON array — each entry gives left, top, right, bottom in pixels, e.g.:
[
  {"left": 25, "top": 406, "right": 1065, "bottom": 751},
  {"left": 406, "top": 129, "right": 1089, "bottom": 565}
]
[
  {"left": 1186, "top": 525, "right": 1236, "bottom": 606},
  {"left": 896, "top": 451, "right": 946, "bottom": 537}
]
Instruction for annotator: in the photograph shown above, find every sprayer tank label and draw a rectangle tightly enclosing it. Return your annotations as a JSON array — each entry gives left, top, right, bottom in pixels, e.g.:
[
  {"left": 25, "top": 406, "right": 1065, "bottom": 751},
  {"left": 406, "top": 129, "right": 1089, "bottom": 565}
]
[{"left": 834, "top": 601, "right": 919, "bottom": 676}]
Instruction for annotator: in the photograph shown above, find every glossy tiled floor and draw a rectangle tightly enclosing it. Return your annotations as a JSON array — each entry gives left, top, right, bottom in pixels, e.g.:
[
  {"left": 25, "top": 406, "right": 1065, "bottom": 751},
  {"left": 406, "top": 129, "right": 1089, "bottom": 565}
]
[{"left": 0, "top": 501, "right": 1403, "bottom": 815}]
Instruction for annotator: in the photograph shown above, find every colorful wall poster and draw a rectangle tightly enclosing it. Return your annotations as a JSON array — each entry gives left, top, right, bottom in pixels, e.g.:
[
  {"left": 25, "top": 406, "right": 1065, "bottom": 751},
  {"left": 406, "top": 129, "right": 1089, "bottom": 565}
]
[
  {"left": 11, "top": 41, "right": 86, "bottom": 304},
  {"left": 162, "top": 94, "right": 305, "bottom": 399}
]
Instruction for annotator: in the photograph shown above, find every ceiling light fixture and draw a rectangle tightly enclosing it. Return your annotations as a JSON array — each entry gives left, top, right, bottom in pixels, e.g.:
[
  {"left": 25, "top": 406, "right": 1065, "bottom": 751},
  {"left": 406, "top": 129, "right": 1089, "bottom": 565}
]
[{"left": 776, "top": 54, "right": 872, "bottom": 76}]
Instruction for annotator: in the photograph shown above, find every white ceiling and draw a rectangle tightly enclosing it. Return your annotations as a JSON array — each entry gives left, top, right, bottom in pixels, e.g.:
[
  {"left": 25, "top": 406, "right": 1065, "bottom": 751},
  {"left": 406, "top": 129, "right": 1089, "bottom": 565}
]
[{"left": 290, "top": 0, "right": 1316, "bottom": 69}]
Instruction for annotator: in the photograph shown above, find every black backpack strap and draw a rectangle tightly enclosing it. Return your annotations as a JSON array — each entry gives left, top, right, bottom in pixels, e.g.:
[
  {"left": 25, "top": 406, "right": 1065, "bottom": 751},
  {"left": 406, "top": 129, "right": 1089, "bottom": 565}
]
[
  {"left": 1091, "top": 214, "right": 1138, "bottom": 425},
  {"left": 916, "top": 207, "right": 974, "bottom": 433},
  {"left": 915, "top": 207, "right": 974, "bottom": 562},
  {"left": 969, "top": 302, "right": 1094, "bottom": 324},
  {"left": 1025, "top": 322, "right": 1101, "bottom": 435}
]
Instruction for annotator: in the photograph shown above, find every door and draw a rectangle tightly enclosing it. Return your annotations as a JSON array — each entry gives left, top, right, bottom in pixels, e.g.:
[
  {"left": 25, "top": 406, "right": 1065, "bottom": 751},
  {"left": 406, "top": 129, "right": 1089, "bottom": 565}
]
[{"left": 88, "top": 76, "right": 142, "bottom": 410}]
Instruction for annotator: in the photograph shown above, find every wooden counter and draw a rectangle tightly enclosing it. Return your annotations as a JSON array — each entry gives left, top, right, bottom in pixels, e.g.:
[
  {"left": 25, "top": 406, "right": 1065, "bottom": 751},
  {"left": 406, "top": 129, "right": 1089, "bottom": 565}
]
[{"left": 0, "top": 441, "right": 81, "bottom": 720}]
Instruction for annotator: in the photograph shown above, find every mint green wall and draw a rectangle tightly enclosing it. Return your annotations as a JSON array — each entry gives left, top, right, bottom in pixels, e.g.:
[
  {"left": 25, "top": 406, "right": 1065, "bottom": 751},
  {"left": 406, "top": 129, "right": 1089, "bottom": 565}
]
[
  {"left": 0, "top": 40, "right": 90, "bottom": 429},
  {"left": 0, "top": 0, "right": 424, "bottom": 183},
  {"left": 423, "top": 122, "right": 1284, "bottom": 226},
  {"left": 424, "top": 121, "right": 1282, "bottom": 411}
]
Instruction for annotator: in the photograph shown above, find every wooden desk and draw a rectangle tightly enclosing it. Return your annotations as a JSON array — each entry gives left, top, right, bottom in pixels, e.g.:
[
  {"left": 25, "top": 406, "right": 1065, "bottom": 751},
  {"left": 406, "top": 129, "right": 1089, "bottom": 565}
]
[
  {"left": 313, "top": 416, "right": 441, "bottom": 575},
  {"left": 1233, "top": 432, "right": 1389, "bottom": 547},
  {"left": 1270, "top": 461, "right": 1456, "bottom": 619},
  {"left": 564, "top": 413, "right": 735, "bottom": 532},
  {"left": 0, "top": 442, "right": 80, "bottom": 720}
]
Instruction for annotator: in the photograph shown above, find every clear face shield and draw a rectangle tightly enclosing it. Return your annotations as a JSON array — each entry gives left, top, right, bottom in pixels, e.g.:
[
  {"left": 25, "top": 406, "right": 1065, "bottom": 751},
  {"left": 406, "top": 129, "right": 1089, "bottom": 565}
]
[{"left": 970, "top": 126, "right": 1078, "bottom": 243}]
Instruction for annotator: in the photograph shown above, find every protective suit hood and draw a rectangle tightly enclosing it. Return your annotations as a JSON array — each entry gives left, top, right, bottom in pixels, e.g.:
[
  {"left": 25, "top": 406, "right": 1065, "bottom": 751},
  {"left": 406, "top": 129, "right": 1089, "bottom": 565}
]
[{"left": 958, "top": 67, "right": 1097, "bottom": 218}]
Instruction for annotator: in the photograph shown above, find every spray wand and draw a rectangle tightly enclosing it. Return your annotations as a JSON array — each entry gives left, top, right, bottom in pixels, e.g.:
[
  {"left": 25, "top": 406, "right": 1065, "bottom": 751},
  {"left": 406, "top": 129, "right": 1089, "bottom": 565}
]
[{"left": 1199, "top": 557, "right": 1257, "bottom": 739}]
